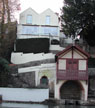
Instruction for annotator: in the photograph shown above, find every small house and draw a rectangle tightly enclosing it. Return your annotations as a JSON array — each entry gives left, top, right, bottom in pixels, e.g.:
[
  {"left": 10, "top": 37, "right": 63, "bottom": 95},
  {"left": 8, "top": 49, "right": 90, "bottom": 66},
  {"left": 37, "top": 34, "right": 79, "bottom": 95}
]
[{"left": 55, "top": 45, "right": 89, "bottom": 101}]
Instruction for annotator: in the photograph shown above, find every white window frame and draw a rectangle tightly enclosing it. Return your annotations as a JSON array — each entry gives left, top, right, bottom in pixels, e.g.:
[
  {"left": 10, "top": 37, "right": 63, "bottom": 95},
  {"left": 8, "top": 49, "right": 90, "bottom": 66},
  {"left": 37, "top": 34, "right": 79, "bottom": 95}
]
[
  {"left": 26, "top": 15, "right": 32, "bottom": 24},
  {"left": 46, "top": 16, "right": 50, "bottom": 25}
]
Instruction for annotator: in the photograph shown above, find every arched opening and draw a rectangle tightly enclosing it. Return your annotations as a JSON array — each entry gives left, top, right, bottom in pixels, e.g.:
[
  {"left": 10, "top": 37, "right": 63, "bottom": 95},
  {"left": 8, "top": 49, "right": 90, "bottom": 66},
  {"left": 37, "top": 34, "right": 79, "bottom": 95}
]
[
  {"left": 40, "top": 76, "right": 48, "bottom": 86},
  {"left": 60, "top": 80, "right": 84, "bottom": 100}
]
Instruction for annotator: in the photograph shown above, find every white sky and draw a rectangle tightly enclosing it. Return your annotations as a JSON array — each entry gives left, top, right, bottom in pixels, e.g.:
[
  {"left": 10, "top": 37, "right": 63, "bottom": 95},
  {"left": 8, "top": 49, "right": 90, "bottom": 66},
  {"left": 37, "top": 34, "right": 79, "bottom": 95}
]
[
  {"left": 20, "top": 0, "right": 63, "bottom": 13},
  {"left": 16, "top": 0, "right": 63, "bottom": 21}
]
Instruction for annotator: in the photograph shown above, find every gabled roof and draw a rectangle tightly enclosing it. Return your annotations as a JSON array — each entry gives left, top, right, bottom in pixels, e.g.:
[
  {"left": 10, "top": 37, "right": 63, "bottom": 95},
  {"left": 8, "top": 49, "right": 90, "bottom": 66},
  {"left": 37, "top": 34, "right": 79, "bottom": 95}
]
[
  {"left": 40, "top": 8, "right": 58, "bottom": 17},
  {"left": 20, "top": 8, "right": 57, "bottom": 16},
  {"left": 56, "top": 45, "right": 90, "bottom": 58},
  {"left": 20, "top": 7, "right": 39, "bottom": 15}
]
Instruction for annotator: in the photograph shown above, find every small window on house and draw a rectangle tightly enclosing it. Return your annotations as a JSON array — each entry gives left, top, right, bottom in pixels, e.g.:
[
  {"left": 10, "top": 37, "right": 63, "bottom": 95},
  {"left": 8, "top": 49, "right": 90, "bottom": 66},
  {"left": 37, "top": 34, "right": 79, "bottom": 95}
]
[
  {"left": 26, "top": 15, "right": 32, "bottom": 24},
  {"left": 46, "top": 16, "right": 50, "bottom": 25}
]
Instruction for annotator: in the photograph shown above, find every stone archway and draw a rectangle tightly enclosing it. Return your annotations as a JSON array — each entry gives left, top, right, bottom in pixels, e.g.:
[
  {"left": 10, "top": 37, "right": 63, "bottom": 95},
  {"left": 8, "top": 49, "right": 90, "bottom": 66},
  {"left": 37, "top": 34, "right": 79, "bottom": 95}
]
[{"left": 60, "top": 80, "right": 84, "bottom": 100}]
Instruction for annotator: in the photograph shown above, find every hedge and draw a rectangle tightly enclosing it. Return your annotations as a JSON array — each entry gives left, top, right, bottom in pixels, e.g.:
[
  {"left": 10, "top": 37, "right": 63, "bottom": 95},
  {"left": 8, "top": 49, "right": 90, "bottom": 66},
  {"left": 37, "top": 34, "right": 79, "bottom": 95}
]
[{"left": 16, "top": 38, "right": 50, "bottom": 53}]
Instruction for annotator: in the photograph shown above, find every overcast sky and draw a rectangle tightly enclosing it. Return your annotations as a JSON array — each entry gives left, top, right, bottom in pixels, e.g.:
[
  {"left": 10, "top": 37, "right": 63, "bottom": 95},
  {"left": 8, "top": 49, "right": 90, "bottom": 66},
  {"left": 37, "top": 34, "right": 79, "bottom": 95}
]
[
  {"left": 16, "top": 0, "right": 63, "bottom": 21},
  {"left": 20, "top": 0, "right": 63, "bottom": 13}
]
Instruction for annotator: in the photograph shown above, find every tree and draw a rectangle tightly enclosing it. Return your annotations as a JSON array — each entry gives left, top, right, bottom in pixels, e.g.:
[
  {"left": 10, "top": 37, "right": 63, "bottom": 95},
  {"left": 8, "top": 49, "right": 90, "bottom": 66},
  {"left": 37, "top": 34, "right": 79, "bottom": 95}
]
[
  {"left": 0, "top": 22, "right": 17, "bottom": 62},
  {"left": 0, "top": 57, "right": 11, "bottom": 86},
  {"left": 5, "top": 0, "right": 20, "bottom": 22},
  {"left": 0, "top": 0, "right": 20, "bottom": 38},
  {"left": 0, "top": 0, "right": 20, "bottom": 86},
  {"left": 0, "top": 0, "right": 20, "bottom": 61},
  {"left": 0, "top": 0, "right": 20, "bottom": 23},
  {"left": 61, "top": 0, "right": 95, "bottom": 46},
  {"left": 0, "top": 0, "right": 5, "bottom": 39}
]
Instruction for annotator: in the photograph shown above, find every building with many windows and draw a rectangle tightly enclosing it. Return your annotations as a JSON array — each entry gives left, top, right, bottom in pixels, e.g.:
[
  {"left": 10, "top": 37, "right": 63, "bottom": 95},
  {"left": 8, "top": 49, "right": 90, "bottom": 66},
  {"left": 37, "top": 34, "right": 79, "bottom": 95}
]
[
  {"left": 17, "top": 8, "right": 60, "bottom": 40},
  {"left": 10, "top": 8, "right": 90, "bottom": 102},
  {"left": 11, "top": 8, "right": 63, "bottom": 97}
]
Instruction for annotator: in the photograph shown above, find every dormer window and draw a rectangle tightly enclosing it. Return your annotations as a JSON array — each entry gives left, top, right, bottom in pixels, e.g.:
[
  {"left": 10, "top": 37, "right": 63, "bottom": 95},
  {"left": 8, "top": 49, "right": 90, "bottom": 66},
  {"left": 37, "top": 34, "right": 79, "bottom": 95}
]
[
  {"left": 46, "top": 16, "right": 50, "bottom": 25},
  {"left": 26, "top": 15, "right": 32, "bottom": 24}
]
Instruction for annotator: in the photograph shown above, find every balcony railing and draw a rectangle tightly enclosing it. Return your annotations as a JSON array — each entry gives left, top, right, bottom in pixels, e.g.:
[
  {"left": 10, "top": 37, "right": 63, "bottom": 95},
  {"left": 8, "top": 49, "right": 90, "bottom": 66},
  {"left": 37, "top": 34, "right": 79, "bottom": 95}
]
[{"left": 57, "top": 70, "right": 88, "bottom": 80}]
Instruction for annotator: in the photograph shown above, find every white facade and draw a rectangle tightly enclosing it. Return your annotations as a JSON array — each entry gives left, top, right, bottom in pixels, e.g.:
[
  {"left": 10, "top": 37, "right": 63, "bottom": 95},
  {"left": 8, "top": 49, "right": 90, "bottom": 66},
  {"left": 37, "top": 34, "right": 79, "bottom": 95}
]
[
  {"left": 11, "top": 7, "right": 63, "bottom": 93},
  {"left": 50, "top": 45, "right": 64, "bottom": 51},
  {"left": 19, "top": 8, "right": 39, "bottom": 25},
  {"left": 19, "top": 8, "right": 59, "bottom": 26},
  {"left": 17, "top": 8, "right": 60, "bottom": 40},
  {"left": 18, "top": 63, "right": 56, "bottom": 91},
  {"left": 0, "top": 88, "right": 49, "bottom": 102},
  {"left": 11, "top": 45, "right": 64, "bottom": 64},
  {"left": 11, "top": 52, "right": 55, "bottom": 64}
]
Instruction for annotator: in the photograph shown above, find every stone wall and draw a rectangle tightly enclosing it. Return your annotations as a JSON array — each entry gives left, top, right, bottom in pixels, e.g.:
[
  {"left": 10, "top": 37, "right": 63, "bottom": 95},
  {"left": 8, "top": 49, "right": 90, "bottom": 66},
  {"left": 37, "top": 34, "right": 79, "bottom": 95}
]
[
  {"left": 18, "top": 72, "right": 35, "bottom": 87},
  {"left": 88, "top": 68, "right": 95, "bottom": 76},
  {"left": 10, "top": 65, "right": 35, "bottom": 88},
  {"left": 88, "top": 68, "right": 95, "bottom": 98},
  {"left": 10, "top": 63, "right": 95, "bottom": 99},
  {"left": 9, "top": 58, "right": 55, "bottom": 88},
  {"left": 88, "top": 68, "right": 95, "bottom": 90},
  {"left": 9, "top": 72, "right": 35, "bottom": 88}
]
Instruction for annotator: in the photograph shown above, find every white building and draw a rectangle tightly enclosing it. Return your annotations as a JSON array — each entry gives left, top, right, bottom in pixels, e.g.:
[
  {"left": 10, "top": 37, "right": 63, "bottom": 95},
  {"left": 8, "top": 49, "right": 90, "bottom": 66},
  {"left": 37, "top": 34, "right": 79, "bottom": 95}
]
[
  {"left": 10, "top": 8, "right": 90, "bottom": 101},
  {"left": 11, "top": 8, "right": 64, "bottom": 96},
  {"left": 17, "top": 8, "right": 60, "bottom": 41}
]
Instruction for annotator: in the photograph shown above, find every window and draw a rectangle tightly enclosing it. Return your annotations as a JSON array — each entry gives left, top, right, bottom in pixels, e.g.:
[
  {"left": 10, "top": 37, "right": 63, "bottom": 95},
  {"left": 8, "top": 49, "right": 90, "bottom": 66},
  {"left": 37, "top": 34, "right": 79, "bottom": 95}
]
[
  {"left": 22, "top": 26, "right": 39, "bottom": 35},
  {"left": 59, "top": 59, "right": 66, "bottom": 70},
  {"left": 26, "top": 15, "right": 32, "bottom": 24},
  {"left": 79, "top": 60, "right": 86, "bottom": 70},
  {"left": 46, "top": 16, "right": 50, "bottom": 25},
  {"left": 41, "top": 27, "right": 58, "bottom": 36},
  {"left": 22, "top": 26, "right": 58, "bottom": 36},
  {"left": 67, "top": 59, "right": 78, "bottom": 70}
]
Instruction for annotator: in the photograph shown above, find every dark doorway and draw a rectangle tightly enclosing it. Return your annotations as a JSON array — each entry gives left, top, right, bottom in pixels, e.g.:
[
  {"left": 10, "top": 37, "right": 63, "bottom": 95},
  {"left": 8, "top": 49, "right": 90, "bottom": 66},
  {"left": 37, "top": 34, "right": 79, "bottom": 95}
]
[
  {"left": 60, "top": 80, "right": 83, "bottom": 100},
  {"left": 40, "top": 76, "right": 48, "bottom": 86}
]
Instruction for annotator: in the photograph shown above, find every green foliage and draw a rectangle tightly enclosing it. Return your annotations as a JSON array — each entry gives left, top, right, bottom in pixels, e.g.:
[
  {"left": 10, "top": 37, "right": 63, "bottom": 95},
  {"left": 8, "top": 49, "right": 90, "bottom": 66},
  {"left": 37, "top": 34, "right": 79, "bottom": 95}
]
[
  {"left": 0, "top": 21, "right": 17, "bottom": 62},
  {"left": 88, "top": 58, "right": 95, "bottom": 68},
  {"left": 0, "top": 57, "right": 11, "bottom": 87},
  {"left": 83, "top": 25, "right": 95, "bottom": 46},
  {"left": 61, "top": 0, "right": 95, "bottom": 45},
  {"left": 16, "top": 38, "right": 50, "bottom": 53}
]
